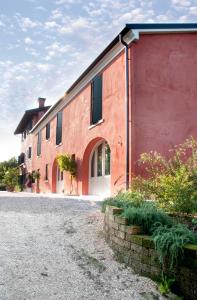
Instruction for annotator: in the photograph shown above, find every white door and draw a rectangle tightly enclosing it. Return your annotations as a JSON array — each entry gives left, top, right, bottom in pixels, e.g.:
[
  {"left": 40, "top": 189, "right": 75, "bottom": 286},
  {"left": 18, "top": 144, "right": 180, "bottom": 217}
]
[
  {"left": 56, "top": 167, "right": 64, "bottom": 193},
  {"left": 89, "top": 141, "right": 111, "bottom": 197}
]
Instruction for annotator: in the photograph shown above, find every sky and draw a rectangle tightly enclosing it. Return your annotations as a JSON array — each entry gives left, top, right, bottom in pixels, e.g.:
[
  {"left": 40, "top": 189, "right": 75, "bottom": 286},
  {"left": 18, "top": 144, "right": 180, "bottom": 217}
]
[{"left": 0, "top": 0, "right": 196, "bottom": 162}]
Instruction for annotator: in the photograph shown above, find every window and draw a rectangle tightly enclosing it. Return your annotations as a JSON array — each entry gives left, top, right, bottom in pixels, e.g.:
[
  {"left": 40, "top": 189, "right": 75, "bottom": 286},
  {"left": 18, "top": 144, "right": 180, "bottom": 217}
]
[
  {"left": 56, "top": 111, "right": 62, "bottom": 145},
  {"left": 45, "top": 164, "right": 48, "bottom": 181},
  {"left": 91, "top": 74, "right": 102, "bottom": 124},
  {"left": 97, "top": 144, "right": 103, "bottom": 176},
  {"left": 37, "top": 131, "right": 41, "bottom": 156},
  {"left": 28, "top": 147, "right": 32, "bottom": 159},
  {"left": 91, "top": 152, "right": 95, "bottom": 177},
  {"left": 46, "top": 122, "right": 50, "bottom": 140},
  {"left": 23, "top": 131, "right": 26, "bottom": 140},
  {"left": 90, "top": 142, "right": 111, "bottom": 178},
  {"left": 105, "top": 142, "right": 110, "bottom": 175}
]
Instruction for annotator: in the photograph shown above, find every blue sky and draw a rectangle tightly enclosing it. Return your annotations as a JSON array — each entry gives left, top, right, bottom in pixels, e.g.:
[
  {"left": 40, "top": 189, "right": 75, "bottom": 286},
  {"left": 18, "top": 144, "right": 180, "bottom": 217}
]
[{"left": 0, "top": 0, "right": 196, "bottom": 161}]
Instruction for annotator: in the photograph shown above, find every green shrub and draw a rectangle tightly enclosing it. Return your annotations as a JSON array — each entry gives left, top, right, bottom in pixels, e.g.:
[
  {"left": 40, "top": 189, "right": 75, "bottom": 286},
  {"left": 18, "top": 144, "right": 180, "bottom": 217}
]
[
  {"left": 122, "top": 203, "right": 173, "bottom": 234},
  {"left": 101, "top": 190, "right": 144, "bottom": 213},
  {"left": 152, "top": 223, "right": 197, "bottom": 269},
  {"left": 132, "top": 137, "right": 197, "bottom": 214},
  {"left": 2, "top": 167, "right": 19, "bottom": 191},
  {"left": 158, "top": 272, "right": 175, "bottom": 295}
]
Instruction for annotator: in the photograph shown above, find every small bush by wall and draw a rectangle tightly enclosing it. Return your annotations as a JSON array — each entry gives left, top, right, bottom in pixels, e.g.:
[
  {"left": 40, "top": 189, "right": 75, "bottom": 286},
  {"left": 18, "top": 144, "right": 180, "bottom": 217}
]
[{"left": 104, "top": 205, "right": 197, "bottom": 300}]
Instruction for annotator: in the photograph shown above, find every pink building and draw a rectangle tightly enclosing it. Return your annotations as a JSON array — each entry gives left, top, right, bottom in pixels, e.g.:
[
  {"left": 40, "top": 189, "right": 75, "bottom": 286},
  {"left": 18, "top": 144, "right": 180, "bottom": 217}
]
[{"left": 14, "top": 23, "right": 197, "bottom": 196}]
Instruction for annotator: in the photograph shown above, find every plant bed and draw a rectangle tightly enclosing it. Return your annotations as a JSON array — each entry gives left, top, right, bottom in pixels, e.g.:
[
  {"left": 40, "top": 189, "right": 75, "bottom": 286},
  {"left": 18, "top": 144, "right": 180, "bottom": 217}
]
[{"left": 104, "top": 205, "right": 197, "bottom": 300}]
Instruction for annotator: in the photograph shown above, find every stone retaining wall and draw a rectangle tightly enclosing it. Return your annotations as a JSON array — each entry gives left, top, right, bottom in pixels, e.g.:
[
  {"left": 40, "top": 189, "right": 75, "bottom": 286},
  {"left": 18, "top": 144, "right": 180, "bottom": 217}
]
[{"left": 104, "top": 205, "right": 197, "bottom": 300}]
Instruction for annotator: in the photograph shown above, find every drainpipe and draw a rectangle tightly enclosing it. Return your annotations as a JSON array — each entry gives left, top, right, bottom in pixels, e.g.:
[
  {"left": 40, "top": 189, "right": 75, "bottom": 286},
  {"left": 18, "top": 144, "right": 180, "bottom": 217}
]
[{"left": 119, "top": 34, "right": 130, "bottom": 190}]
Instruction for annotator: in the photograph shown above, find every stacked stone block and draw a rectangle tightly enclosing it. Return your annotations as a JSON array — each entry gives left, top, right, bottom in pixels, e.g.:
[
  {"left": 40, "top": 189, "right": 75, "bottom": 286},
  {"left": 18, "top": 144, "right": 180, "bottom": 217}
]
[{"left": 104, "top": 205, "right": 197, "bottom": 300}]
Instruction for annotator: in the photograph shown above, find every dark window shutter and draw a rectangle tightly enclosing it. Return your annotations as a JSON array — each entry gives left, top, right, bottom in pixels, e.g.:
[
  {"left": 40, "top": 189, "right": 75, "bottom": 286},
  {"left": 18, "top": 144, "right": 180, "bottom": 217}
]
[
  {"left": 45, "top": 164, "right": 48, "bottom": 180},
  {"left": 91, "top": 74, "right": 102, "bottom": 124},
  {"left": 28, "top": 147, "right": 32, "bottom": 159},
  {"left": 37, "top": 131, "right": 41, "bottom": 156},
  {"left": 46, "top": 122, "right": 50, "bottom": 140},
  {"left": 56, "top": 111, "right": 62, "bottom": 145}
]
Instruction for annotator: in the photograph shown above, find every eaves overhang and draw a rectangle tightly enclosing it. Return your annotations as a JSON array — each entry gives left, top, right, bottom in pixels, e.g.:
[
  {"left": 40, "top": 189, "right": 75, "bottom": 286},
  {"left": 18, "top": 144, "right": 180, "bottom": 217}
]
[
  {"left": 30, "top": 23, "right": 197, "bottom": 134},
  {"left": 14, "top": 106, "right": 51, "bottom": 134}
]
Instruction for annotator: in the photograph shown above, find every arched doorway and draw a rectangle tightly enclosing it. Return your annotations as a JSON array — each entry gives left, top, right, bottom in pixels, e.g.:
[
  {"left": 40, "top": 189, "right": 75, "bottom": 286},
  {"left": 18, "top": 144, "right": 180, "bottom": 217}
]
[
  {"left": 56, "top": 167, "right": 64, "bottom": 194},
  {"left": 89, "top": 141, "right": 111, "bottom": 196}
]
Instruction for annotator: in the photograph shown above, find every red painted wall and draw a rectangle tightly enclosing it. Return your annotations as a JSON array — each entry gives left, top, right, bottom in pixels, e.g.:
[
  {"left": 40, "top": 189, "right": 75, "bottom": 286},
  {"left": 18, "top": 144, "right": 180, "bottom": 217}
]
[
  {"left": 32, "top": 52, "right": 127, "bottom": 195},
  {"left": 132, "top": 33, "right": 197, "bottom": 174},
  {"left": 31, "top": 32, "right": 197, "bottom": 194}
]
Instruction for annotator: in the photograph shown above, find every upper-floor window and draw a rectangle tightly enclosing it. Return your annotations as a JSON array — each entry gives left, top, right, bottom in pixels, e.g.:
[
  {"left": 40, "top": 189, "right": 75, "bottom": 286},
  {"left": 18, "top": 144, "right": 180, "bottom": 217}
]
[
  {"left": 46, "top": 122, "right": 50, "bottom": 140},
  {"left": 91, "top": 74, "right": 102, "bottom": 125},
  {"left": 28, "top": 147, "right": 32, "bottom": 159},
  {"left": 56, "top": 111, "right": 62, "bottom": 145},
  {"left": 37, "top": 131, "right": 41, "bottom": 156}
]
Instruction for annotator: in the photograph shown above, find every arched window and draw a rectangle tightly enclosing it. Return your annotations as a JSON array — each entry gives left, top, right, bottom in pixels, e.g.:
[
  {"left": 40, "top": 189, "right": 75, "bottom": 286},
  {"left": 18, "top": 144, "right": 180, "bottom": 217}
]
[{"left": 90, "top": 141, "right": 111, "bottom": 178}]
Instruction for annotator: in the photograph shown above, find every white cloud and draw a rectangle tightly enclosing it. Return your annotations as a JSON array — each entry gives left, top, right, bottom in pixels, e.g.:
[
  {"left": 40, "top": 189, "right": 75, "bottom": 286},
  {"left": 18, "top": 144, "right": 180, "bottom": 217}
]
[
  {"left": 45, "top": 21, "right": 59, "bottom": 29},
  {"left": 45, "top": 42, "right": 72, "bottom": 60},
  {"left": 36, "top": 6, "right": 47, "bottom": 11},
  {"left": 17, "top": 17, "right": 41, "bottom": 31},
  {"left": 171, "top": 0, "right": 191, "bottom": 6},
  {"left": 189, "top": 6, "right": 197, "bottom": 15},
  {"left": 0, "top": 20, "right": 5, "bottom": 27},
  {"left": 51, "top": 9, "right": 63, "bottom": 19},
  {"left": 24, "top": 37, "right": 34, "bottom": 44}
]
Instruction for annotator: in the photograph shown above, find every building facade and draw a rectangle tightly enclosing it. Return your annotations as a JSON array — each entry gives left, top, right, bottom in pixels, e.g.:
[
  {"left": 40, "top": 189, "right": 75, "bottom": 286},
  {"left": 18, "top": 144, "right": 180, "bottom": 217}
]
[{"left": 14, "top": 23, "right": 197, "bottom": 196}]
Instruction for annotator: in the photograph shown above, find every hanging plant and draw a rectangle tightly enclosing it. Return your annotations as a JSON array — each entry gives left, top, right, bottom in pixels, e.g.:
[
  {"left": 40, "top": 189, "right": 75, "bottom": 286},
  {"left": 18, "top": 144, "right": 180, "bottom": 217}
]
[
  {"left": 33, "top": 170, "right": 40, "bottom": 180},
  {"left": 56, "top": 154, "right": 77, "bottom": 177}
]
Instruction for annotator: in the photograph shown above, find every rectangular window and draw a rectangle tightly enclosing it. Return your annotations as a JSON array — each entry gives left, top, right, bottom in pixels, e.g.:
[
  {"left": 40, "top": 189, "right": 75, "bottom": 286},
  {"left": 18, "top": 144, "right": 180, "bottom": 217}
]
[
  {"left": 91, "top": 74, "right": 102, "bottom": 124},
  {"left": 28, "top": 147, "right": 32, "bottom": 159},
  {"left": 56, "top": 111, "right": 62, "bottom": 145},
  {"left": 46, "top": 122, "right": 50, "bottom": 140},
  {"left": 45, "top": 164, "right": 48, "bottom": 181},
  {"left": 37, "top": 131, "right": 41, "bottom": 156},
  {"left": 91, "top": 152, "right": 95, "bottom": 177},
  {"left": 105, "top": 142, "right": 110, "bottom": 175},
  {"left": 97, "top": 144, "right": 103, "bottom": 176}
]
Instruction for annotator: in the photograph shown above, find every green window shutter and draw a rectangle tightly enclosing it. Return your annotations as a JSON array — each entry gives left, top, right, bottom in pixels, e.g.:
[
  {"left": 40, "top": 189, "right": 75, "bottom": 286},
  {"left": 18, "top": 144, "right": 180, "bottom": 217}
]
[
  {"left": 46, "top": 122, "right": 50, "bottom": 140},
  {"left": 91, "top": 74, "right": 102, "bottom": 124},
  {"left": 56, "top": 111, "right": 62, "bottom": 145},
  {"left": 37, "top": 131, "right": 41, "bottom": 156}
]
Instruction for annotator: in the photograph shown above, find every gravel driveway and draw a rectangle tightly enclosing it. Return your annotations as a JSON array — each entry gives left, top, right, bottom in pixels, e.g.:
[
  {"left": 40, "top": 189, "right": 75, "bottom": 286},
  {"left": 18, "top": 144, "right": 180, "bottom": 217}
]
[{"left": 0, "top": 192, "right": 164, "bottom": 300}]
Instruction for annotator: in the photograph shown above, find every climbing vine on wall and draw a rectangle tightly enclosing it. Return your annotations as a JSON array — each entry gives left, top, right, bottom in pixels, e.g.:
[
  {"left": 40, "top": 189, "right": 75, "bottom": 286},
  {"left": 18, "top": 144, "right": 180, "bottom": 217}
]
[{"left": 56, "top": 154, "right": 77, "bottom": 178}]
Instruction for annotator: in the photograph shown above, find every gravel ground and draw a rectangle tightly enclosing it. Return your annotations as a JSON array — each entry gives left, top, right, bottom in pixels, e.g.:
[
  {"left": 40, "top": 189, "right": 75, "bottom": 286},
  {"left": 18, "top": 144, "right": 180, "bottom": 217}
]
[{"left": 0, "top": 192, "right": 165, "bottom": 300}]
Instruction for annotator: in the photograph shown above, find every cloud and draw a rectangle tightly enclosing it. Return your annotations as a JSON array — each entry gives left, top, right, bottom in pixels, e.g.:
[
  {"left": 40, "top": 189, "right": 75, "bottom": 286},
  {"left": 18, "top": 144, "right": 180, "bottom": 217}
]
[
  {"left": 16, "top": 16, "right": 41, "bottom": 31},
  {"left": 51, "top": 9, "right": 63, "bottom": 19},
  {"left": 35, "top": 6, "right": 47, "bottom": 11},
  {"left": 24, "top": 37, "right": 34, "bottom": 44},
  {"left": 45, "top": 42, "right": 72, "bottom": 60},
  {"left": 171, "top": 0, "right": 191, "bottom": 7},
  {"left": 189, "top": 6, "right": 197, "bottom": 15},
  {"left": 45, "top": 21, "right": 59, "bottom": 29}
]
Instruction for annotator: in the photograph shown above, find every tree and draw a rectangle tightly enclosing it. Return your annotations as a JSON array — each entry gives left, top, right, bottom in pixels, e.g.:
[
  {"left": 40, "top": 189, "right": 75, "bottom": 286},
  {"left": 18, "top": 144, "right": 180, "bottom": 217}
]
[{"left": 0, "top": 157, "right": 18, "bottom": 190}]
